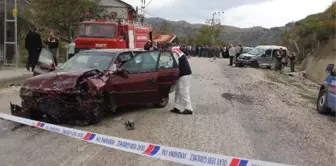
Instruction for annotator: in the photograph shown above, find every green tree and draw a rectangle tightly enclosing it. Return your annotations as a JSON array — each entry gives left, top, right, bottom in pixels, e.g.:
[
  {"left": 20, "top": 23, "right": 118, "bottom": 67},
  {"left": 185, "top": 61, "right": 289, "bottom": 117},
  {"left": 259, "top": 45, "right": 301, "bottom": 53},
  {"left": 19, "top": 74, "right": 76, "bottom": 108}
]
[
  {"left": 29, "top": 0, "right": 103, "bottom": 39},
  {"left": 194, "top": 25, "right": 221, "bottom": 45}
]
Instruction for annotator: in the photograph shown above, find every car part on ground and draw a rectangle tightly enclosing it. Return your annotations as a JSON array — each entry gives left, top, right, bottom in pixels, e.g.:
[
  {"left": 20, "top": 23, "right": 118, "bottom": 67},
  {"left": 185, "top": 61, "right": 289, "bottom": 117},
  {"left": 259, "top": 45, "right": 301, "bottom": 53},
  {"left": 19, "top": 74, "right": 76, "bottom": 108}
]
[{"left": 124, "top": 120, "right": 135, "bottom": 130}]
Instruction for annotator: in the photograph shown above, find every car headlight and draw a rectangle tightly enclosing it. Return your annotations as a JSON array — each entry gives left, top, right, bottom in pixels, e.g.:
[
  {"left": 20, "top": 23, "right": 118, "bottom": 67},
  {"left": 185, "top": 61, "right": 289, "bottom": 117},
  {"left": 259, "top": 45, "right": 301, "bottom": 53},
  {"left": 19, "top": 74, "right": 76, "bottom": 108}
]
[
  {"left": 19, "top": 88, "right": 33, "bottom": 97},
  {"left": 250, "top": 56, "right": 257, "bottom": 60}
]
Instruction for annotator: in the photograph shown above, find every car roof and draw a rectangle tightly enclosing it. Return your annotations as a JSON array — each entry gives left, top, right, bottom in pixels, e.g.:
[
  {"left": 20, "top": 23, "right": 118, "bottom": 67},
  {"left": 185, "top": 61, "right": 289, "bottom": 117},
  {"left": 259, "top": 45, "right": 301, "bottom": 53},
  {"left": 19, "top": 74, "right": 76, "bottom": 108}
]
[
  {"left": 80, "top": 48, "right": 145, "bottom": 54},
  {"left": 256, "top": 45, "right": 288, "bottom": 50}
]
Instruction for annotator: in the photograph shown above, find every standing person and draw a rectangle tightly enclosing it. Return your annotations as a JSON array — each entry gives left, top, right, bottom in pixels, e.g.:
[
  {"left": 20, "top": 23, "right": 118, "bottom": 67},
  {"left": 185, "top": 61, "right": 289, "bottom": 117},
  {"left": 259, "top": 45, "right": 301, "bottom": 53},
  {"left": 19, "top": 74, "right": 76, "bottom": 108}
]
[
  {"left": 25, "top": 26, "right": 42, "bottom": 72},
  {"left": 144, "top": 40, "right": 151, "bottom": 51},
  {"left": 229, "top": 44, "right": 236, "bottom": 65},
  {"left": 45, "top": 30, "right": 59, "bottom": 66},
  {"left": 235, "top": 44, "right": 243, "bottom": 61},
  {"left": 163, "top": 43, "right": 193, "bottom": 115},
  {"left": 275, "top": 48, "right": 285, "bottom": 71},
  {"left": 289, "top": 51, "right": 296, "bottom": 72}
]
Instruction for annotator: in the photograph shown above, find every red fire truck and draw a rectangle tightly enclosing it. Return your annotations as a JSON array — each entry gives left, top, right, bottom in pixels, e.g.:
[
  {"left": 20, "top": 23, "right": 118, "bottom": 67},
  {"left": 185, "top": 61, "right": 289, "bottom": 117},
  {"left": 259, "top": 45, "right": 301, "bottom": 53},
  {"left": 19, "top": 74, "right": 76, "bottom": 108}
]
[{"left": 74, "top": 16, "right": 152, "bottom": 54}]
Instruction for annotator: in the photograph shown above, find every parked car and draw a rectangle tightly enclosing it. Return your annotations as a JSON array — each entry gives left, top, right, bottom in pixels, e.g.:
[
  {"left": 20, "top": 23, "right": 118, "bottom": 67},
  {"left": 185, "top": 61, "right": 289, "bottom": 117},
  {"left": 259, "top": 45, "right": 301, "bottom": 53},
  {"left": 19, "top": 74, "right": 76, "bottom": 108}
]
[
  {"left": 11, "top": 48, "right": 180, "bottom": 124},
  {"left": 236, "top": 45, "right": 288, "bottom": 68},
  {"left": 316, "top": 64, "right": 336, "bottom": 114}
]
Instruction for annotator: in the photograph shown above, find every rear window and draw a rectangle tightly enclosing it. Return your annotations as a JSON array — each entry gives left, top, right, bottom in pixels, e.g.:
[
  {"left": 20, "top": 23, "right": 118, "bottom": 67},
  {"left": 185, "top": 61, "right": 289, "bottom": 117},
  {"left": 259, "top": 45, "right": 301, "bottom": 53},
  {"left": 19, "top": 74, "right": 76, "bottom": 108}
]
[{"left": 77, "top": 23, "right": 116, "bottom": 38}]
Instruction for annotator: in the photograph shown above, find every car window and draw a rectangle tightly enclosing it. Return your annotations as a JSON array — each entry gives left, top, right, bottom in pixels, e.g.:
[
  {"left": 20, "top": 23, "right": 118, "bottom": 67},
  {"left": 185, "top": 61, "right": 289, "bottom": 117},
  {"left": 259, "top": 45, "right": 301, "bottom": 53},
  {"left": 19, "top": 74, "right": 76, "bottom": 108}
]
[
  {"left": 38, "top": 48, "right": 54, "bottom": 65},
  {"left": 59, "top": 52, "right": 116, "bottom": 71},
  {"left": 122, "top": 51, "right": 159, "bottom": 73},
  {"left": 158, "top": 52, "right": 174, "bottom": 69},
  {"left": 265, "top": 49, "right": 272, "bottom": 57},
  {"left": 117, "top": 52, "right": 132, "bottom": 63}
]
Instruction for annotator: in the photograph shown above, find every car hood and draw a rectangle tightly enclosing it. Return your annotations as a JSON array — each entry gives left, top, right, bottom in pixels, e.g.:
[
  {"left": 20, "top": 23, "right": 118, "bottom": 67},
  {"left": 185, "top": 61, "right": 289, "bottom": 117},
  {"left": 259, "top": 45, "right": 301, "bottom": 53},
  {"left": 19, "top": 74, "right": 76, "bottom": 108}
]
[{"left": 22, "top": 69, "right": 96, "bottom": 91}]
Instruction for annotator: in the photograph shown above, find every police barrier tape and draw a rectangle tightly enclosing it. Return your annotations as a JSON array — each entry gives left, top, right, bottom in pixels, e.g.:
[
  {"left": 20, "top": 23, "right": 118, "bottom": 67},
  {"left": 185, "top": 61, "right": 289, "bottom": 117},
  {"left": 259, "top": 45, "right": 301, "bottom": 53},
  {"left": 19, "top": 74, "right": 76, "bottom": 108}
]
[{"left": 0, "top": 112, "right": 292, "bottom": 166}]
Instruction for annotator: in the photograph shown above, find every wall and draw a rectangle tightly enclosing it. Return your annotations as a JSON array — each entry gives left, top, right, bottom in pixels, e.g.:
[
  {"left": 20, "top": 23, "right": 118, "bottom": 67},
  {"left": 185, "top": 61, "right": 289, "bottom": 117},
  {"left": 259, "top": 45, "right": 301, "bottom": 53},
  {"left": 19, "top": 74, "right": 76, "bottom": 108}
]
[{"left": 301, "top": 39, "right": 336, "bottom": 84}]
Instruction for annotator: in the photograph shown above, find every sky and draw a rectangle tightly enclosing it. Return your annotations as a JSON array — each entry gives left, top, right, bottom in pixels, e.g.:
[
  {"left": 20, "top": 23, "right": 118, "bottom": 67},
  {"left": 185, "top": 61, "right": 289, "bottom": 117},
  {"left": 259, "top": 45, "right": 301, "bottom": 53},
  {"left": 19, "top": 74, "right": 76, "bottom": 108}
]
[{"left": 123, "top": 0, "right": 333, "bottom": 28}]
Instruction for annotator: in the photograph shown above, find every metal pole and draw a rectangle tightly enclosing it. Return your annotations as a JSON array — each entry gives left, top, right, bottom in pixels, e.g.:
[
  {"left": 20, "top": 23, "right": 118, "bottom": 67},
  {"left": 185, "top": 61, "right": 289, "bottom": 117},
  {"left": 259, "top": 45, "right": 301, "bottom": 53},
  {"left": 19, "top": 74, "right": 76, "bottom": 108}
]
[
  {"left": 14, "top": 0, "right": 18, "bottom": 68},
  {"left": 4, "top": 0, "right": 7, "bottom": 66}
]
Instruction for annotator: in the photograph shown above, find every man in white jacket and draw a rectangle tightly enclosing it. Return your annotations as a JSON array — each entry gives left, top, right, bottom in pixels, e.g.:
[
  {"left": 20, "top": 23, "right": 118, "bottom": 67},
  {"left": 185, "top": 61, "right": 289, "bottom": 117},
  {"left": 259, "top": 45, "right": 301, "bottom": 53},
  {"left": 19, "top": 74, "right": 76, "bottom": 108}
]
[
  {"left": 229, "top": 44, "right": 236, "bottom": 66},
  {"left": 163, "top": 43, "right": 193, "bottom": 115}
]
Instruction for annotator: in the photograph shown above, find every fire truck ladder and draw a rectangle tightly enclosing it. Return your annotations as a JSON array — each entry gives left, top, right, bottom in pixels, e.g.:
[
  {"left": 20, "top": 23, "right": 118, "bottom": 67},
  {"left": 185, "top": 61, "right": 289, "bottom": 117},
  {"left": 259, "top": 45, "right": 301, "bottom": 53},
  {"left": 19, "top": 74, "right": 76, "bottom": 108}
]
[{"left": 2, "top": 0, "right": 18, "bottom": 68}]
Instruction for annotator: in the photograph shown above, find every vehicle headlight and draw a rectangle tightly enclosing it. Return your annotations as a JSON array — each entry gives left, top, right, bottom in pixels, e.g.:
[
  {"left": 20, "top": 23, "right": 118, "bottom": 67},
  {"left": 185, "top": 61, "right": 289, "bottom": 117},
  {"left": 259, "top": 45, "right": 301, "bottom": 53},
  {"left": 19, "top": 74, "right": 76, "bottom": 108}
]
[
  {"left": 19, "top": 88, "right": 33, "bottom": 97},
  {"left": 250, "top": 56, "right": 257, "bottom": 60}
]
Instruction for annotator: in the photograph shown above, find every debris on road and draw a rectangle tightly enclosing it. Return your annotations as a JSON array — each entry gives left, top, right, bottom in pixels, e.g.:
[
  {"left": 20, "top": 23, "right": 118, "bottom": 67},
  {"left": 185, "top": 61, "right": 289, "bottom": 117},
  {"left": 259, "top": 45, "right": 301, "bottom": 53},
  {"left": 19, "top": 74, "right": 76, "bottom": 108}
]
[{"left": 124, "top": 120, "right": 135, "bottom": 130}]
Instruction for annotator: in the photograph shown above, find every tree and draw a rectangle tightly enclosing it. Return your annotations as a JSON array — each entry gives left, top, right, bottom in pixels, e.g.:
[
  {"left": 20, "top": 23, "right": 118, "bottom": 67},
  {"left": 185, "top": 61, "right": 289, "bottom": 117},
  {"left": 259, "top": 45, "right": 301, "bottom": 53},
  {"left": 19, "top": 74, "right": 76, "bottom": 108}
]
[
  {"left": 194, "top": 25, "right": 221, "bottom": 45},
  {"left": 154, "top": 20, "right": 173, "bottom": 34},
  {"left": 179, "top": 22, "right": 196, "bottom": 44},
  {"left": 29, "top": 0, "right": 103, "bottom": 39}
]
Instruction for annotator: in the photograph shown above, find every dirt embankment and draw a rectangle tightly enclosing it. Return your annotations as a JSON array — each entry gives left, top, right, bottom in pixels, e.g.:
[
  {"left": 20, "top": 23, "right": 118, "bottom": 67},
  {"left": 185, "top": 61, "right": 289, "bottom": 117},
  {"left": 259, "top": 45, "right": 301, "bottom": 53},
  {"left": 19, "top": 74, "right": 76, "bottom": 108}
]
[{"left": 301, "top": 39, "right": 336, "bottom": 84}]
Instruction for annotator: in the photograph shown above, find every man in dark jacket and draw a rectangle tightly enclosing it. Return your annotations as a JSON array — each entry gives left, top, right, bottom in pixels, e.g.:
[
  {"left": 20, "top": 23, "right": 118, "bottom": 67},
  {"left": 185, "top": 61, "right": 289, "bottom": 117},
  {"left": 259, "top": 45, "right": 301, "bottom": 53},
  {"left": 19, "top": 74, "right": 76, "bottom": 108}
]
[
  {"left": 144, "top": 40, "right": 152, "bottom": 51},
  {"left": 25, "top": 27, "right": 42, "bottom": 71},
  {"left": 163, "top": 43, "right": 193, "bottom": 115}
]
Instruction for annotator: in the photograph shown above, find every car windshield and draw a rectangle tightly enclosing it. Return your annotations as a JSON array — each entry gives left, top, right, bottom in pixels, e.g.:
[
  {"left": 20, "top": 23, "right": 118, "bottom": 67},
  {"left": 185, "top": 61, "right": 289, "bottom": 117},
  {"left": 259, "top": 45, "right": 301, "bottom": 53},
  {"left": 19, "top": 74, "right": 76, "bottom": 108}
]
[
  {"left": 59, "top": 52, "right": 116, "bottom": 71},
  {"left": 77, "top": 23, "right": 116, "bottom": 38},
  {"left": 242, "top": 48, "right": 253, "bottom": 54},
  {"left": 248, "top": 48, "right": 265, "bottom": 55}
]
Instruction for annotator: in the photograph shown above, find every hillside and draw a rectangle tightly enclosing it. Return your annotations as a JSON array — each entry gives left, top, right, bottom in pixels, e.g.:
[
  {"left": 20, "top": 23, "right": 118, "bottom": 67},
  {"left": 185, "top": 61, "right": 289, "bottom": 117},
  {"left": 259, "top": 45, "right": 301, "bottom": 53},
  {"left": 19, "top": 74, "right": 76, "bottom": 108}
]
[
  {"left": 145, "top": 17, "right": 294, "bottom": 46},
  {"left": 281, "top": 2, "right": 335, "bottom": 61}
]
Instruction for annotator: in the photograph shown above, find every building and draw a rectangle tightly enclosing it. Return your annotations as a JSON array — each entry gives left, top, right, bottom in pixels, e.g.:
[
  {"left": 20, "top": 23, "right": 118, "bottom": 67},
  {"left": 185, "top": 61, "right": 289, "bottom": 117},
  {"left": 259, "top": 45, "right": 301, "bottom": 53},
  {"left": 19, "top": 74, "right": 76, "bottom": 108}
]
[{"left": 99, "top": 0, "right": 136, "bottom": 21}]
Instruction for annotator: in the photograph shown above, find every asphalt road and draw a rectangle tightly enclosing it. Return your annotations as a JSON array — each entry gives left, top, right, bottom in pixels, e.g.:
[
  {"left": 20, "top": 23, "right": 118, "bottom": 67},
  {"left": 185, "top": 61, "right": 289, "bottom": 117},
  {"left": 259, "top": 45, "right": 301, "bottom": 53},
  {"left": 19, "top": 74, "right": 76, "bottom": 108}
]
[{"left": 0, "top": 58, "right": 335, "bottom": 166}]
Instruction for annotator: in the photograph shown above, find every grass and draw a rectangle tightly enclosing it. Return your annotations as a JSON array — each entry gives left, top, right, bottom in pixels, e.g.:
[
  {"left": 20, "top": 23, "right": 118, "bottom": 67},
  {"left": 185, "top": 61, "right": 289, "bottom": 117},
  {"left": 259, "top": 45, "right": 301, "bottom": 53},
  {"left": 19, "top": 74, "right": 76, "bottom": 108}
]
[{"left": 264, "top": 69, "right": 318, "bottom": 104}]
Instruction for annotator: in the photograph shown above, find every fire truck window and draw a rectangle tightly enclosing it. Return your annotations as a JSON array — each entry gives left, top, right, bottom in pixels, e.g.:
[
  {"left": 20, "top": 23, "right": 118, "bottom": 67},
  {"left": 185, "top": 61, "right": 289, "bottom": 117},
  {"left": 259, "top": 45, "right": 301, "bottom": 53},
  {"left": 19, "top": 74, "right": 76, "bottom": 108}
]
[
  {"left": 78, "top": 24, "right": 116, "bottom": 38},
  {"left": 158, "top": 52, "right": 174, "bottom": 69}
]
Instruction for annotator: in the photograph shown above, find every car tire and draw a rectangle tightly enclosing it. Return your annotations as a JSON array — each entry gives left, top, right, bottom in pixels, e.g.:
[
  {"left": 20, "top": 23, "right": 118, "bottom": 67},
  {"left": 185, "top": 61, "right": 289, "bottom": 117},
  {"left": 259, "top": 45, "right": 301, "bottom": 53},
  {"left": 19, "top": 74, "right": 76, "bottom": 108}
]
[
  {"left": 90, "top": 102, "right": 104, "bottom": 124},
  {"left": 250, "top": 61, "right": 259, "bottom": 68},
  {"left": 316, "top": 88, "right": 332, "bottom": 114},
  {"left": 154, "top": 97, "right": 169, "bottom": 108}
]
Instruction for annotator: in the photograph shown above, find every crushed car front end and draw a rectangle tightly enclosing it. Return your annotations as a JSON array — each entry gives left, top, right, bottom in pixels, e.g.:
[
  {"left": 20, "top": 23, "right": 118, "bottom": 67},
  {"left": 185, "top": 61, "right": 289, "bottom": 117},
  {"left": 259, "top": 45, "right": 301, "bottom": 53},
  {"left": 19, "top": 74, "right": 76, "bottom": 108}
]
[{"left": 12, "top": 69, "right": 108, "bottom": 124}]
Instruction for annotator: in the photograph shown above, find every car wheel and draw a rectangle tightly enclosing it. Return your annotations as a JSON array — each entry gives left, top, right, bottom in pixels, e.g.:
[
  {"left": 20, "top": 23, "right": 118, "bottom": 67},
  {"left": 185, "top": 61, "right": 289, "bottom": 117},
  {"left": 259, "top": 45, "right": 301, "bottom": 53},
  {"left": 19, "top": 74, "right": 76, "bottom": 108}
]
[
  {"left": 250, "top": 61, "right": 259, "bottom": 68},
  {"left": 316, "top": 89, "right": 332, "bottom": 114},
  {"left": 154, "top": 96, "right": 169, "bottom": 108},
  {"left": 90, "top": 102, "right": 104, "bottom": 124}
]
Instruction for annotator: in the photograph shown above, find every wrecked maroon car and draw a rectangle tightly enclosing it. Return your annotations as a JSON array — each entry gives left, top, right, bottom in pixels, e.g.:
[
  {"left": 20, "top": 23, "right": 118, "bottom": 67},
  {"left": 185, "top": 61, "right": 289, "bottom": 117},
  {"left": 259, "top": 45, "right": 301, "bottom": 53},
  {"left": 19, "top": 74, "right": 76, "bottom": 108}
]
[{"left": 12, "top": 48, "right": 179, "bottom": 125}]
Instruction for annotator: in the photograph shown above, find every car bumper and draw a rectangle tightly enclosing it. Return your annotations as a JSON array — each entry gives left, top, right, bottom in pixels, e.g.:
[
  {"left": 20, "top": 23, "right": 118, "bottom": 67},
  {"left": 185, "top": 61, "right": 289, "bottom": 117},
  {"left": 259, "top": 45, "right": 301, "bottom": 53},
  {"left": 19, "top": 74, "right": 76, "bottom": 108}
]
[
  {"left": 16, "top": 92, "right": 99, "bottom": 120},
  {"left": 235, "top": 59, "right": 251, "bottom": 65}
]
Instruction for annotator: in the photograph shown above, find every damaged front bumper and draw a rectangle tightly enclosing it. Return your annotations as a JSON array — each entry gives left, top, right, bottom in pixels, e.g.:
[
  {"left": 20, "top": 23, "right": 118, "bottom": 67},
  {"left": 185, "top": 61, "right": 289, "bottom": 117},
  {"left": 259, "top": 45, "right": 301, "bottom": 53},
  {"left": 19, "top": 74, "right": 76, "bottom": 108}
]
[{"left": 11, "top": 91, "right": 103, "bottom": 123}]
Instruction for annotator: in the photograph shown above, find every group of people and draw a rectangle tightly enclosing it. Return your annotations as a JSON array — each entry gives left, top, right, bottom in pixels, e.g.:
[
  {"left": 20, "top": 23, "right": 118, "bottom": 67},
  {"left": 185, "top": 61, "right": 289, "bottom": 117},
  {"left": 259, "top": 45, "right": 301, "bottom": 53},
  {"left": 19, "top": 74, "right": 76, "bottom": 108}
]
[{"left": 24, "top": 27, "right": 59, "bottom": 72}]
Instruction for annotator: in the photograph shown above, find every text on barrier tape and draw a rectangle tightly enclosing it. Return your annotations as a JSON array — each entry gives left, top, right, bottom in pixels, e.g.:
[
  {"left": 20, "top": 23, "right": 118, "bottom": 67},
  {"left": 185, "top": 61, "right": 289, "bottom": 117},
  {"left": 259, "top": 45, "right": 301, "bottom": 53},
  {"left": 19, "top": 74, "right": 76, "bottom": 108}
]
[{"left": 0, "top": 112, "right": 292, "bottom": 166}]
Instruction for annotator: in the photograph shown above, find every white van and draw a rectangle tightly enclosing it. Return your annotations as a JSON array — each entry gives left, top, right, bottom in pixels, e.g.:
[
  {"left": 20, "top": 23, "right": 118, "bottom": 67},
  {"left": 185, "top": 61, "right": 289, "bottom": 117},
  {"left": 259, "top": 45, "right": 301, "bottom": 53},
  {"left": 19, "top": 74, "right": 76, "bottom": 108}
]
[{"left": 237, "top": 45, "right": 288, "bottom": 68}]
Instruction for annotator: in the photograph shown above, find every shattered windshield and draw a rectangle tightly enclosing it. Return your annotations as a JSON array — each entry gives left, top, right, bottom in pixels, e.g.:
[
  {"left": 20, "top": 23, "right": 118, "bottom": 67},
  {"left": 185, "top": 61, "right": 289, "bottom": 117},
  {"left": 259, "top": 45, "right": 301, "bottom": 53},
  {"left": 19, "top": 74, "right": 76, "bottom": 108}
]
[
  {"left": 77, "top": 23, "right": 116, "bottom": 38},
  {"left": 59, "top": 52, "right": 116, "bottom": 71},
  {"left": 248, "top": 48, "right": 265, "bottom": 55}
]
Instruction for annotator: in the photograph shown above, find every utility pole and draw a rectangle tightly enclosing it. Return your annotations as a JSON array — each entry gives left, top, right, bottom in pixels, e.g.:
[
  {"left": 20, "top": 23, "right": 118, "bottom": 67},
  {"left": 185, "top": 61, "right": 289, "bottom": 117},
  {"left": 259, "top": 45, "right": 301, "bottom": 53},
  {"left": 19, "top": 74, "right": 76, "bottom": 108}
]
[
  {"left": 3, "top": 0, "right": 18, "bottom": 68},
  {"left": 205, "top": 11, "right": 224, "bottom": 45}
]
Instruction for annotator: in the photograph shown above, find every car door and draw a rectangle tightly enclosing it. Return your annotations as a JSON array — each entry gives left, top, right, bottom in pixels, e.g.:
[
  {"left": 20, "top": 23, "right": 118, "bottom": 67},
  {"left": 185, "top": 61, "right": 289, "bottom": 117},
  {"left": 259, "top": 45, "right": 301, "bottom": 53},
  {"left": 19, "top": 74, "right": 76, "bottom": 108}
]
[
  {"left": 259, "top": 49, "right": 272, "bottom": 66},
  {"left": 33, "top": 48, "right": 56, "bottom": 75},
  {"left": 107, "top": 51, "right": 160, "bottom": 106},
  {"left": 157, "top": 51, "right": 179, "bottom": 99},
  {"left": 327, "top": 76, "right": 336, "bottom": 109}
]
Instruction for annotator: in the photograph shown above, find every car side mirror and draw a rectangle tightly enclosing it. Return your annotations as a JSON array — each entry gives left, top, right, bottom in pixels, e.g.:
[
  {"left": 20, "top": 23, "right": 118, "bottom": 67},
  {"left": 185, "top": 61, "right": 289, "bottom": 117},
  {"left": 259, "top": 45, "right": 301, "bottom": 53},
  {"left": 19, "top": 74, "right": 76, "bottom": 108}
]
[
  {"left": 326, "top": 64, "right": 334, "bottom": 73},
  {"left": 261, "top": 53, "right": 266, "bottom": 57}
]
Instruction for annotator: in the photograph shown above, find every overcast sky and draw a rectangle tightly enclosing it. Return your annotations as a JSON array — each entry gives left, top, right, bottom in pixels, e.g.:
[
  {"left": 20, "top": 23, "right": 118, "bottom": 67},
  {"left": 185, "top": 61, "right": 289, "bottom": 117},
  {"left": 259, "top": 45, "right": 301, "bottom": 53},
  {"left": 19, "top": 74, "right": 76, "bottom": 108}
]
[{"left": 123, "top": 0, "right": 333, "bottom": 28}]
